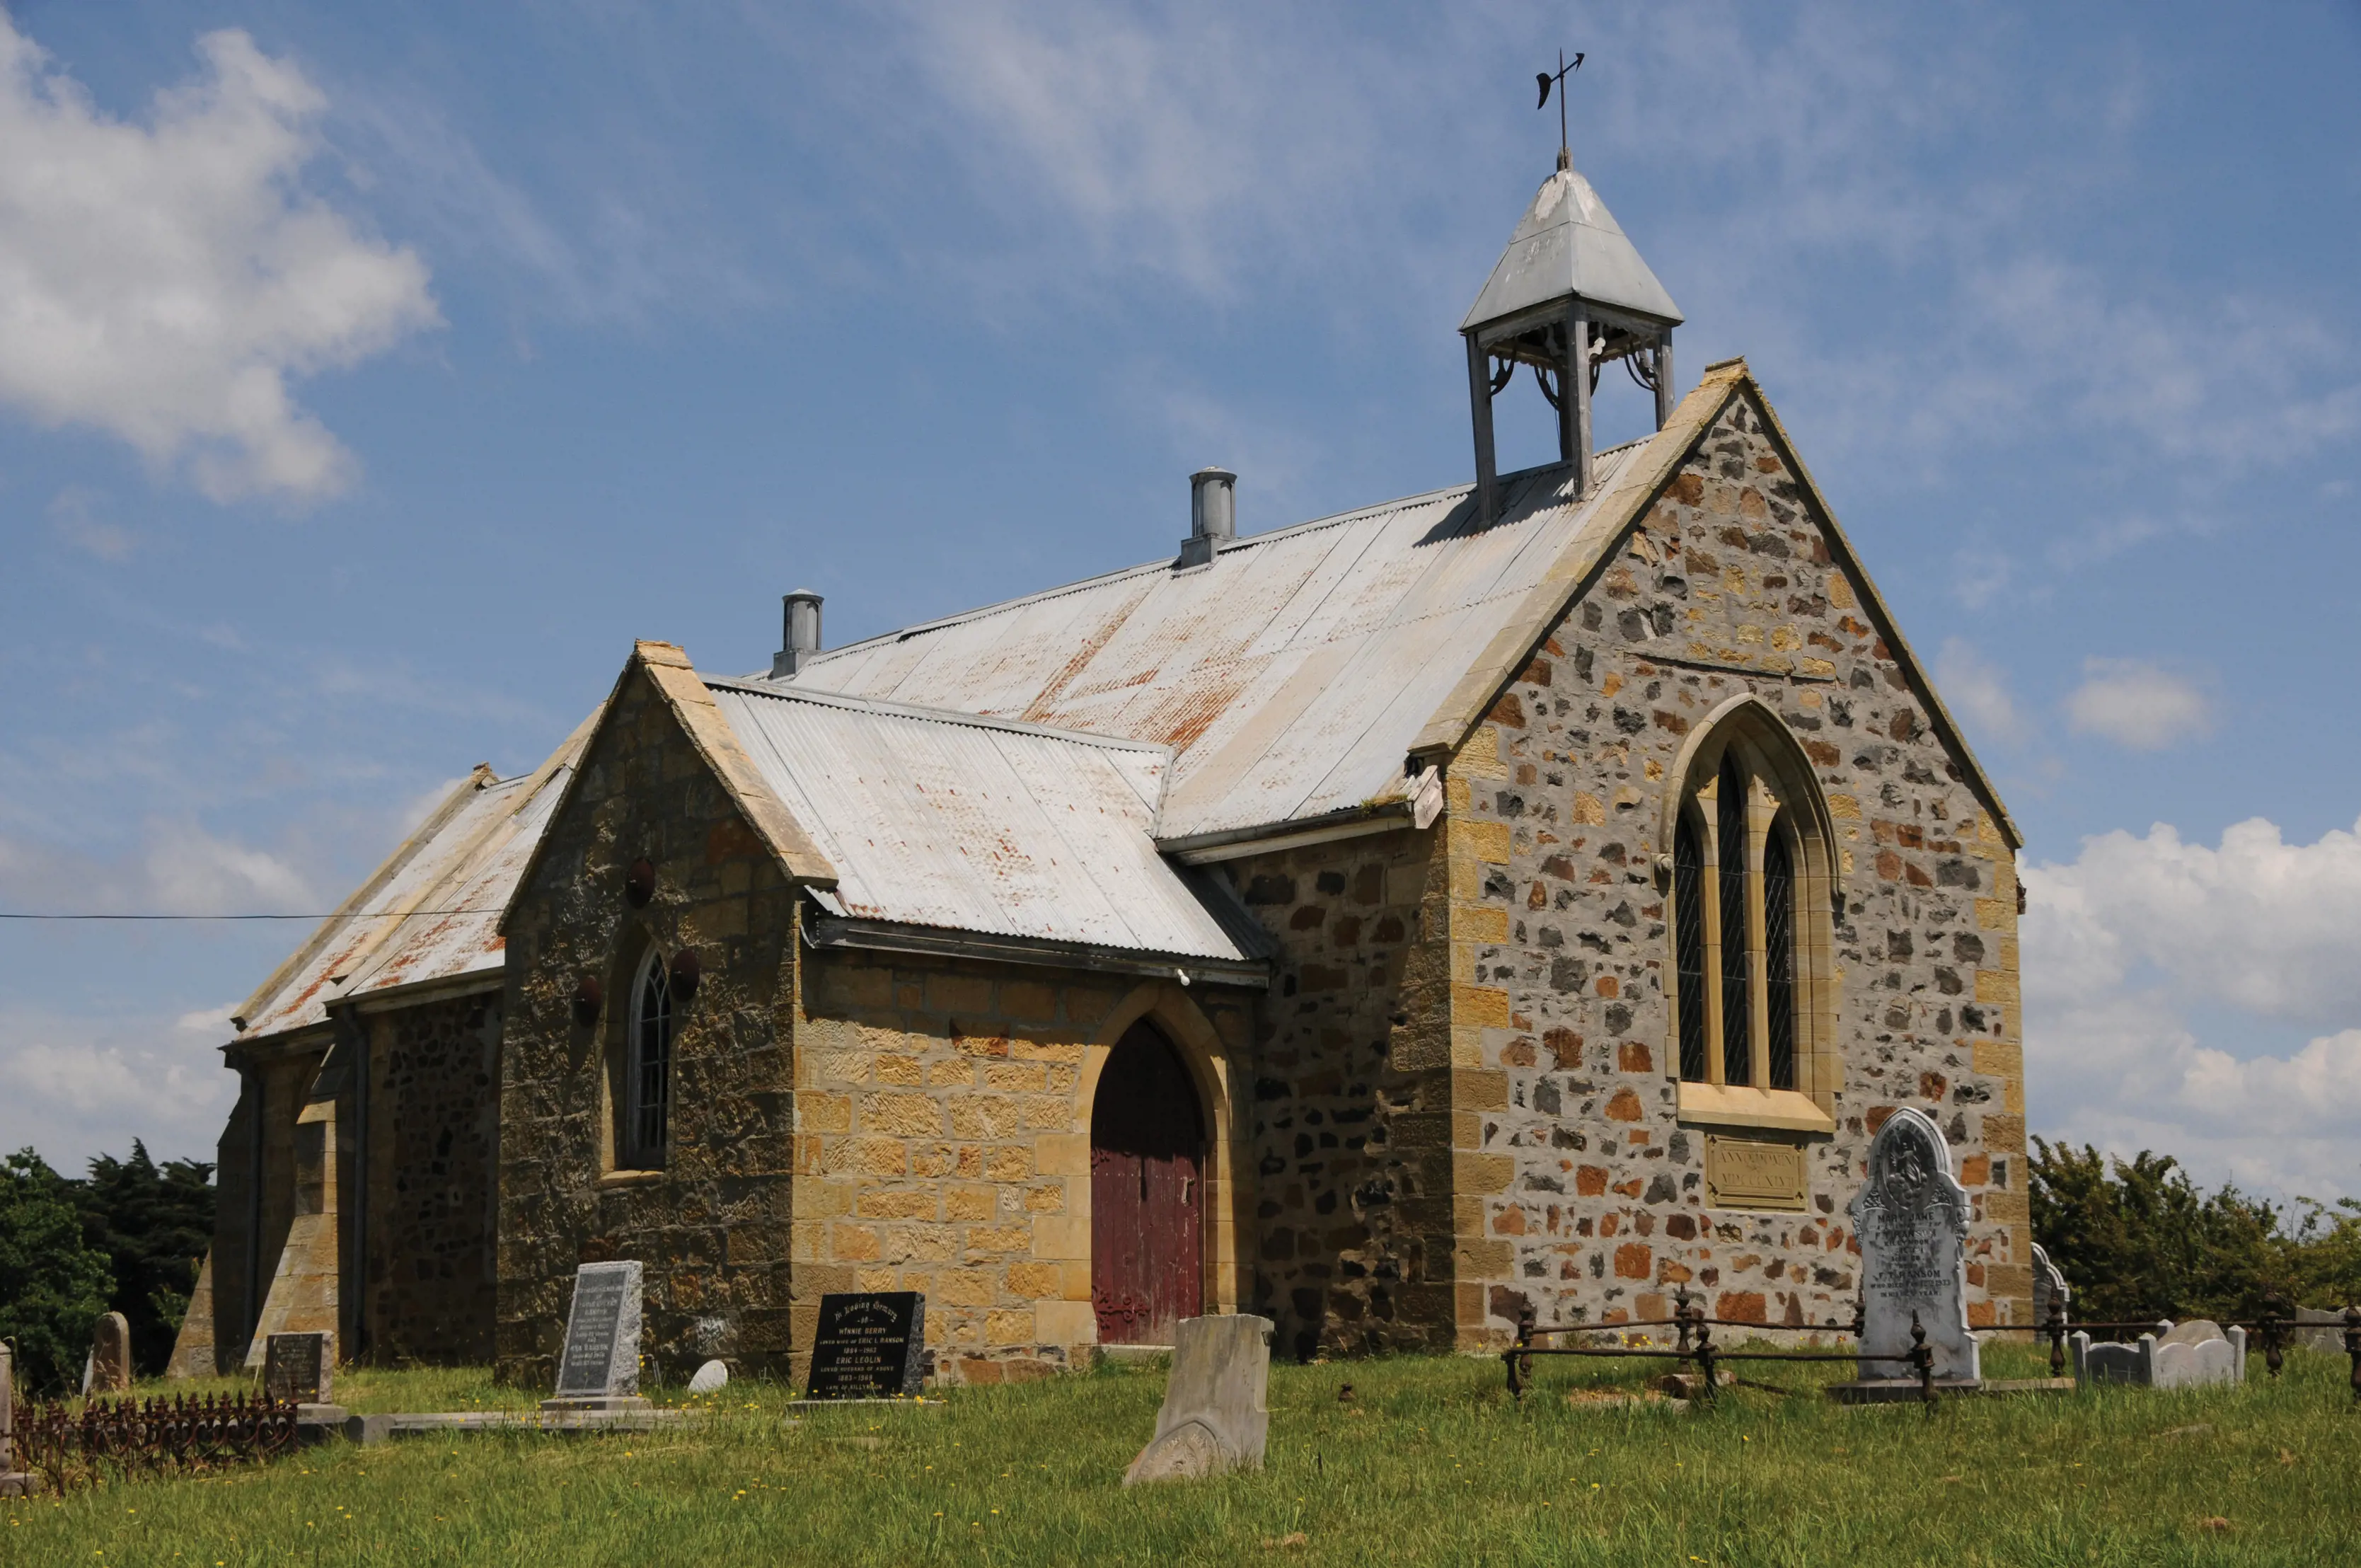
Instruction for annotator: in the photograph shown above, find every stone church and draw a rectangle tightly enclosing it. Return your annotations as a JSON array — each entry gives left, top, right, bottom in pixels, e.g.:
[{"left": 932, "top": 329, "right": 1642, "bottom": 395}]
[{"left": 173, "top": 149, "right": 2031, "bottom": 1388}]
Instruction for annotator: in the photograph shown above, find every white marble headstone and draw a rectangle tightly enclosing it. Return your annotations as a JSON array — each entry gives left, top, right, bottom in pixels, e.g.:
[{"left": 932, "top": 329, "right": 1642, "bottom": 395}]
[
  {"left": 2031, "top": 1243, "right": 2070, "bottom": 1327},
  {"left": 1848, "top": 1108, "right": 1979, "bottom": 1383}
]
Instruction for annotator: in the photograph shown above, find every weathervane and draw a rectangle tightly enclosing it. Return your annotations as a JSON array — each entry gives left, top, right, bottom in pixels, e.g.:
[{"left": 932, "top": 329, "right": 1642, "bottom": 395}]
[{"left": 1535, "top": 50, "right": 1584, "bottom": 170}]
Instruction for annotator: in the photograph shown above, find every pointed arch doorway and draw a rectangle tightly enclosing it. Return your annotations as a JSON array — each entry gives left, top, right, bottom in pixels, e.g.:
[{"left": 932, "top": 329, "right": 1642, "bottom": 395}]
[{"left": 1091, "top": 1021, "right": 1205, "bottom": 1344}]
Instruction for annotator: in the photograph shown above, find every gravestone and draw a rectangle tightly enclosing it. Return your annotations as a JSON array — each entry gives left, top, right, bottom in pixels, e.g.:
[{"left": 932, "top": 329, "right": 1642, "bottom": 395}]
[
  {"left": 806, "top": 1293, "right": 926, "bottom": 1400},
  {"left": 542, "top": 1260, "right": 650, "bottom": 1413},
  {"left": 1, "top": 1344, "right": 31, "bottom": 1497},
  {"left": 264, "top": 1332, "right": 333, "bottom": 1406},
  {"left": 1124, "top": 1314, "right": 1273, "bottom": 1486},
  {"left": 2031, "top": 1243, "right": 2070, "bottom": 1328},
  {"left": 1847, "top": 1108, "right": 1979, "bottom": 1385},
  {"left": 688, "top": 1359, "right": 729, "bottom": 1395},
  {"left": 2073, "top": 1320, "right": 2244, "bottom": 1390},
  {"left": 91, "top": 1311, "right": 132, "bottom": 1395}
]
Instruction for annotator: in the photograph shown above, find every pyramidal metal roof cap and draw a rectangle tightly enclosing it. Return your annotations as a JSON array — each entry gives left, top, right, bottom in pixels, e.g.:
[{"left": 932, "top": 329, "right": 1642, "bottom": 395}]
[{"left": 1460, "top": 163, "right": 1683, "bottom": 332}]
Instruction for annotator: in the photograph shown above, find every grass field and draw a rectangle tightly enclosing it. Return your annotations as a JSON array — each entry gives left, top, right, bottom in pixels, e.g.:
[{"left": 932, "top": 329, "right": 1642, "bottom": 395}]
[{"left": 5, "top": 1341, "right": 2357, "bottom": 1566}]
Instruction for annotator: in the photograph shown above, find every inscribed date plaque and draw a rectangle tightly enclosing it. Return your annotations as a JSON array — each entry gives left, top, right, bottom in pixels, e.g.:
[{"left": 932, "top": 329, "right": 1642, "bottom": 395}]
[{"left": 1705, "top": 1135, "right": 1808, "bottom": 1211}]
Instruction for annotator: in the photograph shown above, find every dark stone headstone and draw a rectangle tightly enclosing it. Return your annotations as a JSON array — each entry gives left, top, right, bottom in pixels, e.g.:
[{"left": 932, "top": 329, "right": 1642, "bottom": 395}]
[
  {"left": 264, "top": 1332, "right": 333, "bottom": 1405},
  {"left": 544, "top": 1261, "right": 647, "bottom": 1412},
  {"left": 806, "top": 1293, "right": 926, "bottom": 1399}
]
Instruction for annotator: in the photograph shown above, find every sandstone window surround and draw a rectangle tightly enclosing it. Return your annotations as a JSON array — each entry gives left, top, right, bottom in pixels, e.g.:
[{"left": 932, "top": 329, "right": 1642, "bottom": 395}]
[
  {"left": 601, "top": 944, "right": 675, "bottom": 1182},
  {"left": 1662, "top": 696, "right": 1837, "bottom": 1138}
]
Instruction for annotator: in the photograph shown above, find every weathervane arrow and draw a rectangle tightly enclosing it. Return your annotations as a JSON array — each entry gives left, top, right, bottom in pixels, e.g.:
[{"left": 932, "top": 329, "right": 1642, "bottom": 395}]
[{"left": 1536, "top": 50, "right": 1584, "bottom": 166}]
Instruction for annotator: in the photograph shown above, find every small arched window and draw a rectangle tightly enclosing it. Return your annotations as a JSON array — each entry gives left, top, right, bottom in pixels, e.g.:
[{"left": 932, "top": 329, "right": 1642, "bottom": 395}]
[
  {"left": 1668, "top": 708, "right": 1828, "bottom": 1100},
  {"left": 625, "top": 947, "right": 674, "bottom": 1167}
]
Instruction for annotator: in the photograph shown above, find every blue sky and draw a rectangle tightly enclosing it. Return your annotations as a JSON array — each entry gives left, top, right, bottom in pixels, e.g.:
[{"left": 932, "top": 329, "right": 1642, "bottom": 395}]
[{"left": 1, "top": 1, "right": 2357, "bottom": 1198}]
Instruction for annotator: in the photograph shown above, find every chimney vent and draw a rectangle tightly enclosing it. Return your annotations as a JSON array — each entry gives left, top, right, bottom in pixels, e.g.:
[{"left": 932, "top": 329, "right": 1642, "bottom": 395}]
[
  {"left": 772, "top": 589, "right": 824, "bottom": 679},
  {"left": 1179, "top": 467, "right": 1237, "bottom": 567}
]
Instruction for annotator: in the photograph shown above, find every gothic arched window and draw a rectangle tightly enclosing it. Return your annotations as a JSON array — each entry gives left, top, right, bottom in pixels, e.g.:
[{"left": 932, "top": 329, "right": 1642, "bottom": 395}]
[
  {"left": 1666, "top": 702, "right": 1832, "bottom": 1105},
  {"left": 624, "top": 946, "right": 674, "bottom": 1168}
]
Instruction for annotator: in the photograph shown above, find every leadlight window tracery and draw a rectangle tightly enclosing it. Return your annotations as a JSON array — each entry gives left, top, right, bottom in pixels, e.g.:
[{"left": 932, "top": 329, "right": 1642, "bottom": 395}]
[
  {"left": 1670, "top": 729, "right": 1813, "bottom": 1096},
  {"left": 626, "top": 946, "right": 674, "bottom": 1167}
]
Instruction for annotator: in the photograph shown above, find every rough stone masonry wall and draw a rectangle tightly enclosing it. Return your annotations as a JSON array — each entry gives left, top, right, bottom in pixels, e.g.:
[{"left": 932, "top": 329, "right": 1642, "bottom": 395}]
[
  {"left": 204, "top": 1042, "right": 328, "bottom": 1371},
  {"left": 360, "top": 992, "right": 502, "bottom": 1364},
  {"left": 1451, "top": 389, "right": 2027, "bottom": 1344},
  {"left": 790, "top": 955, "right": 1255, "bottom": 1385},
  {"left": 497, "top": 666, "right": 802, "bottom": 1386},
  {"left": 1218, "top": 826, "right": 1458, "bottom": 1362}
]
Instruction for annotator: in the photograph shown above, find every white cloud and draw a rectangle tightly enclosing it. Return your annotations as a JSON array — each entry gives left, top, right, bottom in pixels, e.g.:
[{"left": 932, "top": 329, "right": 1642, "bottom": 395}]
[
  {"left": 1934, "top": 638, "right": 2024, "bottom": 746},
  {"left": 0, "top": 822, "right": 316, "bottom": 916},
  {"left": 0, "top": 1013, "right": 237, "bottom": 1168},
  {"left": 2064, "top": 659, "right": 2211, "bottom": 749},
  {"left": 2024, "top": 814, "right": 2361, "bottom": 1197},
  {"left": 47, "top": 487, "right": 134, "bottom": 560},
  {"left": 0, "top": 18, "right": 439, "bottom": 500}
]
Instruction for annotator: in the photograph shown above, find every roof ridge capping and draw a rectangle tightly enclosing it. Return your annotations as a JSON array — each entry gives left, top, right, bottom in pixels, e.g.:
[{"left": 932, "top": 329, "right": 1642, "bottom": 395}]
[{"left": 704, "top": 675, "right": 1172, "bottom": 755}]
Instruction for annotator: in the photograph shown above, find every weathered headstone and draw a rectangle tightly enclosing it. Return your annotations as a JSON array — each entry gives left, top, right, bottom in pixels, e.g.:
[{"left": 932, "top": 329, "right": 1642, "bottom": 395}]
[
  {"left": 806, "top": 1293, "right": 926, "bottom": 1400},
  {"left": 542, "top": 1260, "right": 650, "bottom": 1413},
  {"left": 264, "top": 1332, "right": 333, "bottom": 1405},
  {"left": 1124, "top": 1314, "right": 1273, "bottom": 1486},
  {"left": 2077, "top": 1319, "right": 2246, "bottom": 1390},
  {"left": 91, "top": 1311, "right": 132, "bottom": 1395},
  {"left": 1847, "top": 1108, "right": 1979, "bottom": 1385},
  {"left": 688, "top": 1359, "right": 729, "bottom": 1395},
  {"left": 1, "top": 1344, "right": 32, "bottom": 1497},
  {"left": 2031, "top": 1243, "right": 2070, "bottom": 1328}
]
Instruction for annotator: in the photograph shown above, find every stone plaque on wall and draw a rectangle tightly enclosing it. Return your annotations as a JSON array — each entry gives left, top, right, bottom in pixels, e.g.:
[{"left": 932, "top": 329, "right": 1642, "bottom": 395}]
[{"left": 1705, "top": 1136, "right": 1807, "bottom": 1211}]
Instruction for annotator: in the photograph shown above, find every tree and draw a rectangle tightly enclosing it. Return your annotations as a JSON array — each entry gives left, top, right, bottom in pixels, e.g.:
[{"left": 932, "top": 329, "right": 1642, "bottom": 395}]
[
  {"left": 0, "top": 1148, "right": 115, "bottom": 1393},
  {"left": 72, "top": 1141, "right": 215, "bottom": 1376},
  {"left": 2031, "top": 1138, "right": 2297, "bottom": 1323}
]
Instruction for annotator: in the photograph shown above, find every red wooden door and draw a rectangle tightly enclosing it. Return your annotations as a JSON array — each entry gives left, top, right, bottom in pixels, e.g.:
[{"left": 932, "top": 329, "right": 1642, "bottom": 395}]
[{"left": 1091, "top": 1023, "right": 1205, "bottom": 1344}]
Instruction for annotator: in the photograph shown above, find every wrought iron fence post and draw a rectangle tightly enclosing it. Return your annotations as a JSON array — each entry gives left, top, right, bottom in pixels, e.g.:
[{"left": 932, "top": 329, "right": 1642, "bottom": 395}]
[
  {"left": 1506, "top": 1304, "right": 1535, "bottom": 1400},
  {"left": 2343, "top": 1305, "right": 2360, "bottom": 1408},
  {"left": 1693, "top": 1315, "right": 1717, "bottom": 1406},
  {"left": 2046, "top": 1290, "right": 2067, "bottom": 1379},
  {"left": 1912, "top": 1311, "right": 1935, "bottom": 1415},
  {"left": 1675, "top": 1288, "right": 1695, "bottom": 1356},
  {"left": 2260, "top": 1295, "right": 2287, "bottom": 1380}
]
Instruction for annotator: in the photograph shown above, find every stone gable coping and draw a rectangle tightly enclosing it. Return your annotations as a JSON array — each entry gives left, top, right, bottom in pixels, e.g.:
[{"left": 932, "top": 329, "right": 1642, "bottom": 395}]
[
  {"left": 496, "top": 640, "right": 838, "bottom": 938},
  {"left": 1408, "top": 361, "right": 2022, "bottom": 853}
]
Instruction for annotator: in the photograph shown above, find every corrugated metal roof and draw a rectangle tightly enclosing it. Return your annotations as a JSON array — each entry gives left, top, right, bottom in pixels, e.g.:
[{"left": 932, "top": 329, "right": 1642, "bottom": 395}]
[
  {"left": 705, "top": 681, "right": 1259, "bottom": 962},
  {"left": 232, "top": 717, "right": 594, "bottom": 1045},
  {"left": 1461, "top": 165, "right": 1682, "bottom": 330},
  {"left": 767, "top": 446, "right": 1647, "bottom": 842}
]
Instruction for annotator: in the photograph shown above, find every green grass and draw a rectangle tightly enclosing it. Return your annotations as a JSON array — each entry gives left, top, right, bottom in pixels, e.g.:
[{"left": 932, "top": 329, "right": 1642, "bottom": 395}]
[{"left": 6, "top": 1342, "right": 2357, "bottom": 1566}]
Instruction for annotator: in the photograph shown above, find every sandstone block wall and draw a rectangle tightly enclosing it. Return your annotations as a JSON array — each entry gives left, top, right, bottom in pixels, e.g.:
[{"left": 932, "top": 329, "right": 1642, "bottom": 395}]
[
  {"left": 792, "top": 954, "right": 1255, "bottom": 1385},
  {"left": 497, "top": 664, "right": 802, "bottom": 1386},
  {"left": 359, "top": 992, "right": 502, "bottom": 1364},
  {"left": 1451, "top": 390, "right": 2026, "bottom": 1344},
  {"left": 1220, "top": 828, "right": 1461, "bottom": 1361}
]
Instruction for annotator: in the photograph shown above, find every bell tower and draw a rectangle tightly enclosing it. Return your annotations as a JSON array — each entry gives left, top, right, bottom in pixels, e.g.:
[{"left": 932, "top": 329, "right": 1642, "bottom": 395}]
[{"left": 1462, "top": 150, "right": 1682, "bottom": 520}]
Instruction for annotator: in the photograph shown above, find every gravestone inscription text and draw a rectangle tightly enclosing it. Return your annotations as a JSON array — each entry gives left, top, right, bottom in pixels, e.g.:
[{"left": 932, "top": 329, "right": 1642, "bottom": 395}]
[
  {"left": 807, "top": 1293, "right": 926, "bottom": 1399},
  {"left": 554, "top": 1260, "right": 644, "bottom": 1399}
]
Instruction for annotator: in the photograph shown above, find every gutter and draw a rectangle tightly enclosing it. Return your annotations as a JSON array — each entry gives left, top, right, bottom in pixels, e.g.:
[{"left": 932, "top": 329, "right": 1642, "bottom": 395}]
[
  {"left": 803, "top": 913, "right": 1274, "bottom": 991},
  {"left": 1155, "top": 800, "right": 1416, "bottom": 866}
]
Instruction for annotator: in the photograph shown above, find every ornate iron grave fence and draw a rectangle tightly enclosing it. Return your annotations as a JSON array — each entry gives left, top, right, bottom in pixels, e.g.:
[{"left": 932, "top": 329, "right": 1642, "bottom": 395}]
[
  {"left": 15, "top": 1391, "right": 299, "bottom": 1492},
  {"left": 1503, "top": 1289, "right": 1943, "bottom": 1412}
]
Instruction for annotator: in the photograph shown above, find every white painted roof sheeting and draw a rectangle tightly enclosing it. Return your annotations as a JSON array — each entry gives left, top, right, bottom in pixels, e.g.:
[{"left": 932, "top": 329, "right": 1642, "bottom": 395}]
[
  {"left": 773, "top": 449, "right": 1640, "bottom": 842},
  {"left": 706, "top": 682, "right": 1259, "bottom": 962}
]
